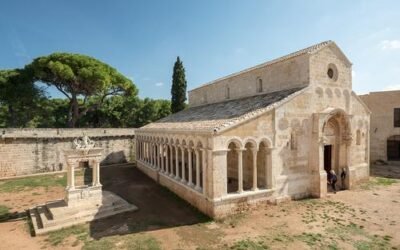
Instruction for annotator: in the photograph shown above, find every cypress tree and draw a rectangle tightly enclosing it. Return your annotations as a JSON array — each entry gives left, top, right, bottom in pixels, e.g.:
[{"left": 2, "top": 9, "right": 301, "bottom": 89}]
[{"left": 171, "top": 56, "right": 187, "bottom": 113}]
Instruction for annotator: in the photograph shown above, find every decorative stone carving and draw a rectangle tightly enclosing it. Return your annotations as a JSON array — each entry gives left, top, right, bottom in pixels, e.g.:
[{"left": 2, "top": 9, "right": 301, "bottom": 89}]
[{"left": 73, "top": 135, "right": 95, "bottom": 149}]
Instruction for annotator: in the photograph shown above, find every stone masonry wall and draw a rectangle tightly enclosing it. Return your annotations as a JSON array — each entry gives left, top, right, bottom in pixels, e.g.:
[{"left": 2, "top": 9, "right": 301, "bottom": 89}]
[
  {"left": 0, "top": 128, "right": 135, "bottom": 178},
  {"left": 188, "top": 53, "right": 309, "bottom": 107},
  {"left": 359, "top": 90, "right": 400, "bottom": 162}
]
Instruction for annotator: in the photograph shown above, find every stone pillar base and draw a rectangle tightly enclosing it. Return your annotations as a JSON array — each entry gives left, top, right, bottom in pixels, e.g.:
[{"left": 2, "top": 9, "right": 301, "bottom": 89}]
[{"left": 64, "top": 185, "right": 103, "bottom": 207}]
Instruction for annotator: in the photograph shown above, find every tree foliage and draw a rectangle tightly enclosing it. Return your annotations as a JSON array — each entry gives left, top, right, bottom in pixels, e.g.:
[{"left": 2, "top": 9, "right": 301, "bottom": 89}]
[
  {"left": 26, "top": 53, "right": 137, "bottom": 127},
  {"left": 0, "top": 69, "right": 43, "bottom": 127},
  {"left": 0, "top": 52, "right": 172, "bottom": 128},
  {"left": 0, "top": 96, "right": 171, "bottom": 128},
  {"left": 171, "top": 56, "right": 187, "bottom": 113}
]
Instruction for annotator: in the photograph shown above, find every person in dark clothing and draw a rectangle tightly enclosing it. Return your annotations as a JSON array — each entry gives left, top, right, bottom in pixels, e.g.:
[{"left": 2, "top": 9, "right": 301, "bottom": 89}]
[
  {"left": 328, "top": 170, "right": 338, "bottom": 193},
  {"left": 340, "top": 168, "right": 347, "bottom": 190}
]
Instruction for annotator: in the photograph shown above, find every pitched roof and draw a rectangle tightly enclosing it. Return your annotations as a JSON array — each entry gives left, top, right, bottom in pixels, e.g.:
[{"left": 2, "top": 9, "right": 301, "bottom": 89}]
[
  {"left": 140, "top": 86, "right": 307, "bottom": 133},
  {"left": 190, "top": 40, "right": 337, "bottom": 92}
]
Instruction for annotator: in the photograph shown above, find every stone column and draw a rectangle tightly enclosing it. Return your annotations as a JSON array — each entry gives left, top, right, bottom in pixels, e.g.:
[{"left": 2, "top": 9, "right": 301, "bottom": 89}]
[
  {"left": 165, "top": 145, "right": 169, "bottom": 174},
  {"left": 195, "top": 149, "right": 200, "bottom": 190},
  {"left": 66, "top": 161, "right": 72, "bottom": 189},
  {"left": 181, "top": 146, "right": 186, "bottom": 182},
  {"left": 68, "top": 161, "right": 76, "bottom": 190},
  {"left": 160, "top": 144, "right": 165, "bottom": 172},
  {"left": 138, "top": 139, "right": 141, "bottom": 160},
  {"left": 141, "top": 140, "right": 143, "bottom": 161},
  {"left": 188, "top": 148, "right": 193, "bottom": 186},
  {"left": 145, "top": 142, "right": 148, "bottom": 163},
  {"left": 156, "top": 144, "right": 160, "bottom": 169},
  {"left": 252, "top": 148, "right": 258, "bottom": 191},
  {"left": 153, "top": 143, "right": 156, "bottom": 168},
  {"left": 92, "top": 160, "right": 97, "bottom": 186},
  {"left": 92, "top": 160, "right": 101, "bottom": 186},
  {"left": 175, "top": 146, "right": 179, "bottom": 179},
  {"left": 266, "top": 149, "right": 273, "bottom": 189},
  {"left": 201, "top": 148, "right": 207, "bottom": 194},
  {"left": 237, "top": 149, "right": 243, "bottom": 193},
  {"left": 147, "top": 142, "right": 150, "bottom": 164},
  {"left": 170, "top": 145, "right": 174, "bottom": 176},
  {"left": 151, "top": 143, "right": 153, "bottom": 165}
]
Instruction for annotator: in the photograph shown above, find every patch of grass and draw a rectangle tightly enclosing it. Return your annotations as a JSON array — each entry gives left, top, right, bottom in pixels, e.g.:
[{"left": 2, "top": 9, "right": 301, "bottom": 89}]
[
  {"left": 0, "top": 204, "right": 10, "bottom": 221},
  {"left": 46, "top": 224, "right": 89, "bottom": 246},
  {"left": 45, "top": 223, "right": 162, "bottom": 250},
  {"left": 175, "top": 222, "right": 224, "bottom": 249},
  {"left": 121, "top": 235, "right": 161, "bottom": 250},
  {"left": 230, "top": 239, "right": 269, "bottom": 250},
  {"left": 375, "top": 177, "right": 397, "bottom": 186},
  {"left": 82, "top": 233, "right": 161, "bottom": 250},
  {"left": 0, "top": 174, "right": 66, "bottom": 193},
  {"left": 360, "top": 177, "right": 397, "bottom": 190},
  {"left": 82, "top": 238, "right": 116, "bottom": 250},
  {"left": 295, "top": 232, "right": 324, "bottom": 247},
  {"left": 219, "top": 213, "right": 246, "bottom": 228},
  {"left": 326, "top": 222, "right": 392, "bottom": 249}
]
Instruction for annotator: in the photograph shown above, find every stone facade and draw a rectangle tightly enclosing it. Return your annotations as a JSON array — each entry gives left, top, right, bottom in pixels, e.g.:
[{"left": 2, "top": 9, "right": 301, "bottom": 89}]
[
  {"left": 0, "top": 128, "right": 135, "bottom": 178},
  {"left": 136, "top": 41, "right": 370, "bottom": 218},
  {"left": 360, "top": 90, "right": 400, "bottom": 163}
]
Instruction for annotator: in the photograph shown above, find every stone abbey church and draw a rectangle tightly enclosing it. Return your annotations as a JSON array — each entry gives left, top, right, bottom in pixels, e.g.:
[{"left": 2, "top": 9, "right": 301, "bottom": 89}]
[{"left": 135, "top": 41, "right": 370, "bottom": 218}]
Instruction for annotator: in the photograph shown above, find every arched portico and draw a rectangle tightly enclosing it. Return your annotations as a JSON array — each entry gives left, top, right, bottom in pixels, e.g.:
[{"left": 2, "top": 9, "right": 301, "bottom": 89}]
[{"left": 225, "top": 137, "right": 273, "bottom": 195}]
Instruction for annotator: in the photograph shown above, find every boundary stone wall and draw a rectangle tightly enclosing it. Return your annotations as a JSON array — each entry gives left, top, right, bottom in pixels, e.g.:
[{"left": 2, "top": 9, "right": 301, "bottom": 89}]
[{"left": 0, "top": 128, "right": 135, "bottom": 178}]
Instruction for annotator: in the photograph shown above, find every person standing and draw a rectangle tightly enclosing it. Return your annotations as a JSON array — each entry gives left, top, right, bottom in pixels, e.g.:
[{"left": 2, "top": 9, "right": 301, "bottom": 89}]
[
  {"left": 328, "top": 170, "right": 338, "bottom": 194},
  {"left": 340, "top": 168, "right": 347, "bottom": 190}
]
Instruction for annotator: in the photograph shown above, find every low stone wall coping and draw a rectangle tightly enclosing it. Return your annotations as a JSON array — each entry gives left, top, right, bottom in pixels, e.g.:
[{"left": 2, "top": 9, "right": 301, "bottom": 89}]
[{"left": 0, "top": 128, "right": 135, "bottom": 139}]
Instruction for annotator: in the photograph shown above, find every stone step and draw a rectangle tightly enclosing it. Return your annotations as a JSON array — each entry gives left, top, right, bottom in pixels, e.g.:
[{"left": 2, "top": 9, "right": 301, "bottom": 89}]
[
  {"left": 28, "top": 207, "right": 43, "bottom": 234},
  {"left": 34, "top": 203, "right": 137, "bottom": 235},
  {"left": 40, "top": 202, "right": 134, "bottom": 229}
]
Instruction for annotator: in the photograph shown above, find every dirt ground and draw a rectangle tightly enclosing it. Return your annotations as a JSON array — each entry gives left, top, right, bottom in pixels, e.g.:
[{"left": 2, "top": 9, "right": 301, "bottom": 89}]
[{"left": 0, "top": 164, "right": 399, "bottom": 250}]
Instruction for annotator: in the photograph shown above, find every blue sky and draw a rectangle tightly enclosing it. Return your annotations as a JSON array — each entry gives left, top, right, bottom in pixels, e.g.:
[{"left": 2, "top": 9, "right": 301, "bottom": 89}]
[{"left": 0, "top": 0, "right": 399, "bottom": 99}]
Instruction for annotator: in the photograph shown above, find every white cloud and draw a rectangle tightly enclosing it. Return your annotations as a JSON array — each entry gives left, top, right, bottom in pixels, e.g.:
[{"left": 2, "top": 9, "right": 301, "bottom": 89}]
[
  {"left": 155, "top": 82, "right": 164, "bottom": 87},
  {"left": 380, "top": 40, "right": 400, "bottom": 50},
  {"left": 383, "top": 84, "right": 400, "bottom": 91},
  {"left": 352, "top": 70, "right": 356, "bottom": 78}
]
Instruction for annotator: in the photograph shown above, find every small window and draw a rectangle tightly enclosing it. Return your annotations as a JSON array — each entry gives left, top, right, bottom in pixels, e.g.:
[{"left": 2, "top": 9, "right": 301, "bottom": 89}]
[
  {"left": 394, "top": 108, "right": 400, "bottom": 127},
  {"left": 356, "top": 130, "right": 361, "bottom": 145},
  {"left": 327, "top": 63, "right": 338, "bottom": 81},
  {"left": 226, "top": 86, "right": 230, "bottom": 99},
  {"left": 327, "top": 68, "right": 334, "bottom": 79},
  {"left": 290, "top": 132, "right": 297, "bottom": 150},
  {"left": 257, "top": 78, "right": 263, "bottom": 93}
]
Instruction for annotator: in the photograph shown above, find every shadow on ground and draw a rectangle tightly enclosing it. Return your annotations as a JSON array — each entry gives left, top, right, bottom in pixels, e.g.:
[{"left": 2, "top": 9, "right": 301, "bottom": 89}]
[
  {"left": 89, "top": 164, "right": 210, "bottom": 239},
  {"left": 370, "top": 164, "right": 400, "bottom": 179}
]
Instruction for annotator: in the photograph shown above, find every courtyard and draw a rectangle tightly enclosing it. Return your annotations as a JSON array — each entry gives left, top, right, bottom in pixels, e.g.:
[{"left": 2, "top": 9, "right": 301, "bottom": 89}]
[{"left": 0, "top": 164, "right": 398, "bottom": 250}]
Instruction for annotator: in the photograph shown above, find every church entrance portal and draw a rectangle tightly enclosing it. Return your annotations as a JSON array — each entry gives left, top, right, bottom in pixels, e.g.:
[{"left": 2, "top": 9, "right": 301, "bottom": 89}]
[{"left": 324, "top": 145, "right": 332, "bottom": 172}]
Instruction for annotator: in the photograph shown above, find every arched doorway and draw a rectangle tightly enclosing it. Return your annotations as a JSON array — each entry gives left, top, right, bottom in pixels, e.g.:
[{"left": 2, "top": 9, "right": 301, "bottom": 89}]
[
  {"left": 316, "top": 108, "right": 351, "bottom": 197},
  {"left": 323, "top": 118, "right": 340, "bottom": 175},
  {"left": 387, "top": 135, "right": 400, "bottom": 161}
]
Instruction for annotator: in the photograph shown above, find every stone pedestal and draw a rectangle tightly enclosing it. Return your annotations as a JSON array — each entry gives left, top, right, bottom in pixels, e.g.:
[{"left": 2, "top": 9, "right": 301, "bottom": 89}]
[{"left": 65, "top": 185, "right": 103, "bottom": 207}]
